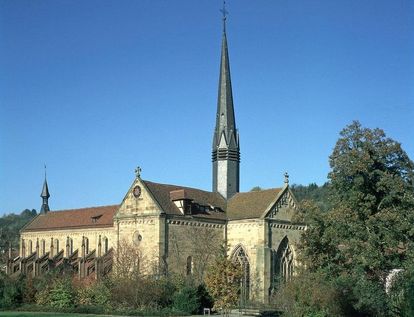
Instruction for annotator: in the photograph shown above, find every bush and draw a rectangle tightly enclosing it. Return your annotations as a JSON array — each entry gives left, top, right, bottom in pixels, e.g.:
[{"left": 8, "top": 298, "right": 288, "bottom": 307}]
[
  {"left": 271, "top": 271, "right": 343, "bottom": 317},
  {"left": 197, "top": 284, "right": 214, "bottom": 312},
  {"left": 74, "top": 277, "right": 111, "bottom": 309},
  {"left": 172, "top": 285, "right": 200, "bottom": 314},
  {"left": 48, "top": 278, "right": 75, "bottom": 308},
  {"left": 0, "top": 273, "right": 24, "bottom": 308}
]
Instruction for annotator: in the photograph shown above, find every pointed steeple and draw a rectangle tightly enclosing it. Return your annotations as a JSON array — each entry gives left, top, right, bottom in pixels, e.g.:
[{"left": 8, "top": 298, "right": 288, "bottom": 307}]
[
  {"left": 40, "top": 166, "right": 50, "bottom": 213},
  {"left": 212, "top": 3, "right": 240, "bottom": 199}
]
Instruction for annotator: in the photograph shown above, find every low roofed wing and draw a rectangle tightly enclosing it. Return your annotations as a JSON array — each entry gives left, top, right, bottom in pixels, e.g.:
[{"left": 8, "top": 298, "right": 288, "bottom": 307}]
[
  {"left": 143, "top": 181, "right": 227, "bottom": 220},
  {"left": 227, "top": 188, "right": 282, "bottom": 220},
  {"left": 22, "top": 205, "right": 119, "bottom": 232}
]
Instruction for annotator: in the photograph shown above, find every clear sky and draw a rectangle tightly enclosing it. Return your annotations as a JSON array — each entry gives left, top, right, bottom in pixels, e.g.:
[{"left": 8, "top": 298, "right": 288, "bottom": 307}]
[{"left": 1, "top": 0, "right": 413, "bottom": 215}]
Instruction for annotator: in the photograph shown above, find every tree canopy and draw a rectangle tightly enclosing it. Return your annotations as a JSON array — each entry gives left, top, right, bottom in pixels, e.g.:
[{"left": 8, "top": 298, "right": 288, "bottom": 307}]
[{"left": 283, "top": 121, "right": 414, "bottom": 316}]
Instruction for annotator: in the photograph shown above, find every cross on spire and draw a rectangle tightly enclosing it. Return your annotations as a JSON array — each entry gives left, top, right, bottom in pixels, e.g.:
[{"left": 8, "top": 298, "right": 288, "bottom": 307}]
[
  {"left": 220, "top": 0, "right": 228, "bottom": 32},
  {"left": 135, "top": 166, "right": 142, "bottom": 178},
  {"left": 284, "top": 172, "right": 289, "bottom": 184}
]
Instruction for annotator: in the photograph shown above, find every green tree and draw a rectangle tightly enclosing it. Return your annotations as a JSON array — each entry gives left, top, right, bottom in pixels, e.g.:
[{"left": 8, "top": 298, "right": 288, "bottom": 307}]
[
  {"left": 172, "top": 285, "right": 200, "bottom": 314},
  {"left": 299, "top": 121, "right": 414, "bottom": 316},
  {"left": 205, "top": 252, "right": 242, "bottom": 313},
  {"left": 0, "top": 208, "right": 37, "bottom": 266}
]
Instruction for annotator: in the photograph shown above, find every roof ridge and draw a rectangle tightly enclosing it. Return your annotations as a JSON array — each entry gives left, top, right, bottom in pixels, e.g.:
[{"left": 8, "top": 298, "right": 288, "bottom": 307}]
[
  {"left": 47, "top": 204, "right": 119, "bottom": 214},
  {"left": 143, "top": 180, "right": 216, "bottom": 195},
  {"left": 234, "top": 188, "right": 282, "bottom": 195}
]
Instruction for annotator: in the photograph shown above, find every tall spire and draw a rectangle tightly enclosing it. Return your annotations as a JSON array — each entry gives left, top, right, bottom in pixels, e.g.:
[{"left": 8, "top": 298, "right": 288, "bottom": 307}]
[
  {"left": 40, "top": 165, "right": 50, "bottom": 213},
  {"left": 212, "top": 3, "right": 240, "bottom": 199}
]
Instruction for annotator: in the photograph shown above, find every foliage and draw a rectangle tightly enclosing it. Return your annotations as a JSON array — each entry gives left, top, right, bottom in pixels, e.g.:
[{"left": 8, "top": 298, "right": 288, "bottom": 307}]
[
  {"left": 73, "top": 277, "right": 111, "bottom": 309},
  {"left": 113, "top": 239, "right": 146, "bottom": 280},
  {"left": 291, "top": 183, "right": 331, "bottom": 212},
  {"left": 272, "top": 271, "right": 343, "bottom": 317},
  {"left": 250, "top": 186, "right": 263, "bottom": 191},
  {"left": 205, "top": 251, "right": 242, "bottom": 312},
  {"left": 0, "top": 209, "right": 37, "bottom": 264},
  {"left": 0, "top": 272, "right": 24, "bottom": 308},
  {"left": 387, "top": 255, "right": 414, "bottom": 317},
  {"left": 196, "top": 283, "right": 214, "bottom": 312},
  {"left": 172, "top": 285, "right": 200, "bottom": 314},
  {"left": 298, "top": 121, "right": 414, "bottom": 316},
  {"left": 46, "top": 278, "right": 75, "bottom": 309}
]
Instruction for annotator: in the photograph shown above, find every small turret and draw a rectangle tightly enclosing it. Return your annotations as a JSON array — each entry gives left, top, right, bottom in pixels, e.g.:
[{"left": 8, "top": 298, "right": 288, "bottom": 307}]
[{"left": 40, "top": 167, "right": 50, "bottom": 213}]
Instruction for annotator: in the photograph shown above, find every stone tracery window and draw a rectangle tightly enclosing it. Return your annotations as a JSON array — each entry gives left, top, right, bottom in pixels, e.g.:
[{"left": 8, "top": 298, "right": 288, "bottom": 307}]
[
  {"left": 271, "top": 236, "right": 294, "bottom": 291},
  {"left": 231, "top": 245, "right": 250, "bottom": 304}
]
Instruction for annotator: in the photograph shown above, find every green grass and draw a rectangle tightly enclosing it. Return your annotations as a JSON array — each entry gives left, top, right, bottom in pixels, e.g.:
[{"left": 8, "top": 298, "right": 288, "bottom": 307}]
[{"left": 0, "top": 313, "right": 113, "bottom": 317}]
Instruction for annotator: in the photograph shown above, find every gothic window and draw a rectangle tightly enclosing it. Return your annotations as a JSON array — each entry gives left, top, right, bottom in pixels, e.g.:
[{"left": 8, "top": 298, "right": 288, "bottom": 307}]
[
  {"left": 54, "top": 239, "right": 59, "bottom": 253},
  {"left": 103, "top": 237, "right": 109, "bottom": 253},
  {"left": 231, "top": 245, "right": 250, "bottom": 304},
  {"left": 84, "top": 237, "right": 89, "bottom": 254},
  {"left": 186, "top": 256, "right": 193, "bottom": 276},
  {"left": 41, "top": 239, "right": 46, "bottom": 256},
  {"left": 271, "top": 236, "right": 294, "bottom": 290},
  {"left": 28, "top": 240, "right": 33, "bottom": 254},
  {"left": 66, "top": 237, "right": 73, "bottom": 255}
]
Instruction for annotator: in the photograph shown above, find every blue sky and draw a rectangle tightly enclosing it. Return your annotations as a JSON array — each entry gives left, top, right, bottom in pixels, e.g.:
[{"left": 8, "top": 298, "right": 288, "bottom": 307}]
[{"left": 1, "top": 0, "right": 413, "bottom": 215}]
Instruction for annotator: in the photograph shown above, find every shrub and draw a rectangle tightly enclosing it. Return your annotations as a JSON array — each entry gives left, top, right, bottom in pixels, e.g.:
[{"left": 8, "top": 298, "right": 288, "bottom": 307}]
[
  {"left": 47, "top": 278, "right": 75, "bottom": 309},
  {"left": 74, "top": 277, "right": 111, "bottom": 309},
  {"left": 271, "top": 271, "right": 343, "bottom": 317},
  {"left": 0, "top": 273, "right": 24, "bottom": 308},
  {"left": 172, "top": 285, "right": 200, "bottom": 314},
  {"left": 197, "top": 284, "right": 214, "bottom": 312}
]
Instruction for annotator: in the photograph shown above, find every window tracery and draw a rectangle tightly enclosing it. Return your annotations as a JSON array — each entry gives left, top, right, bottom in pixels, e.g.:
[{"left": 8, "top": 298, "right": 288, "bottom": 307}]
[{"left": 231, "top": 245, "right": 250, "bottom": 303}]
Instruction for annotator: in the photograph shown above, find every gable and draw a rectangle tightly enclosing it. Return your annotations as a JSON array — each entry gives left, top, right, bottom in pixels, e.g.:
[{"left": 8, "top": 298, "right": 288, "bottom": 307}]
[
  {"left": 262, "top": 187, "right": 298, "bottom": 221},
  {"left": 116, "top": 177, "right": 163, "bottom": 217}
]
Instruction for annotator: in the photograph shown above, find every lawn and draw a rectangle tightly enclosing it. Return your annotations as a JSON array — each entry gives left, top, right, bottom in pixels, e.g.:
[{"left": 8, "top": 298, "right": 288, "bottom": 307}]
[{"left": 0, "top": 312, "right": 114, "bottom": 317}]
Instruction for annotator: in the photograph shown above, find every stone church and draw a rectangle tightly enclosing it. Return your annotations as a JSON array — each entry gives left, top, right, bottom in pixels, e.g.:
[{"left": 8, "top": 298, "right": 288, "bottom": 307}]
[{"left": 7, "top": 16, "right": 305, "bottom": 303}]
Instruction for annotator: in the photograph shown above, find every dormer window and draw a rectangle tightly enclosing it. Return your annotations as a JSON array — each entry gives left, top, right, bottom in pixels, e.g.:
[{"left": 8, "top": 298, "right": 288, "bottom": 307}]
[
  {"left": 170, "top": 190, "right": 193, "bottom": 215},
  {"left": 91, "top": 214, "right": 103, "bottom": 223}
]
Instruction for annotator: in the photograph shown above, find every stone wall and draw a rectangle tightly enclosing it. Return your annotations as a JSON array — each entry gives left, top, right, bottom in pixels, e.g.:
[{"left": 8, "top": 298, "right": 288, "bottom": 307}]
[
  {"left": 20, "top": 226, "right": 116, "bottom": 258},
  {"left": 165, "top": 217, "right": 225, "bottom": 281}
]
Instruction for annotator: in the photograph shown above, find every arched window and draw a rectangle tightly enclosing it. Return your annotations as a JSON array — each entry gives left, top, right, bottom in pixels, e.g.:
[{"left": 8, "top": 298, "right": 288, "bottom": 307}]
[
  {"left": 186, "top": 256, "right": 193, "bottom": 276},
  {"left": 69, "top": 238, "right": 73, "bottom": 254},
  {"left": 66, "top": 237, "right": 73, "bottom": 255},
  {"left": 231, "top": 245, "right": 250, "bottom": 304},
  {"left": 103, "top": 237, "right": 109, "bottom": 254},
  {"left": 272, "top": 236, "right": 294, "bottom": 288},
  {"left": 28, "top": 240, "right": 33, "bottom": 254},
  {"left": 84, "top": 237, "right": 89, "bottom": 254},
  {"left": 41, "top": 239, "right": 46, "bottom": 256},
  {"left": 54, "top": 239, "right": 59, "bottom": 253}
]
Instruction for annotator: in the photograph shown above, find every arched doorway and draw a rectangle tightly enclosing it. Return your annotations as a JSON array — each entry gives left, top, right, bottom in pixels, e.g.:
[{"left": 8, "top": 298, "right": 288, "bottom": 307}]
[{"left": 231, "top": 245, "right": 250, "bottom": 305}]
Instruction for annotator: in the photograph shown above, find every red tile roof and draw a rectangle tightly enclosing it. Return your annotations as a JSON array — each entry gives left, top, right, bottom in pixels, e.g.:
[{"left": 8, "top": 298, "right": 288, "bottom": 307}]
[
  {"left": 22, "top": 205, "right": 118, "bottom": 232},
  {"left": 21, "top": 181, "right": 283, "bottom": 232},
  {"left": 227, "top": 188, "right": 282, "bottom": 220}
]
